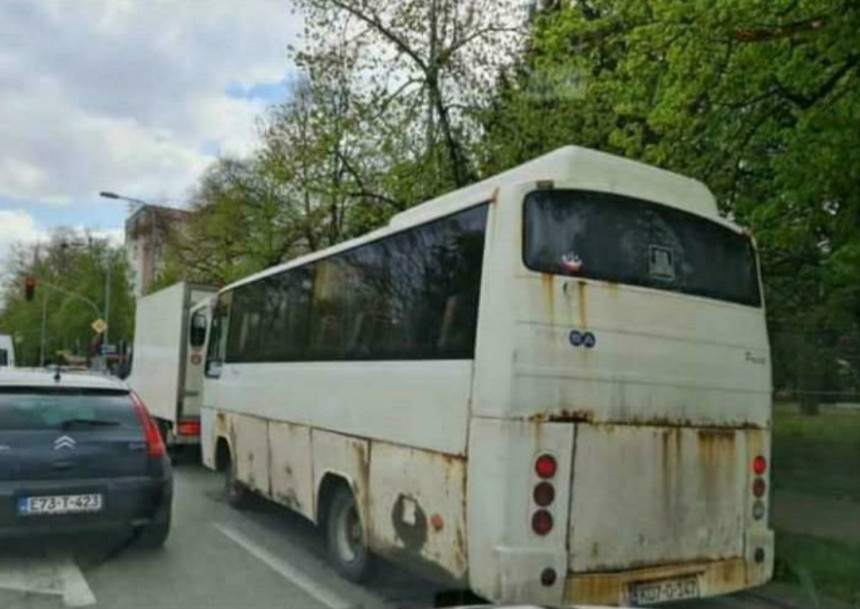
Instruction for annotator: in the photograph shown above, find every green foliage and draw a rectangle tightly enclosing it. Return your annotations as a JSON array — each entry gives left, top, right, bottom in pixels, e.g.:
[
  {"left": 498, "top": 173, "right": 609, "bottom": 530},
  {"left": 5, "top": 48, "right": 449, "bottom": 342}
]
[
  {"left": 0, "top": 229, "right": 134, "bottom": 367},
  {"left": 482, "top": 0, "right": 860, "bottom": 396},
  {"left": 774, "top": 531, "right": 860, "bottom": 605}
]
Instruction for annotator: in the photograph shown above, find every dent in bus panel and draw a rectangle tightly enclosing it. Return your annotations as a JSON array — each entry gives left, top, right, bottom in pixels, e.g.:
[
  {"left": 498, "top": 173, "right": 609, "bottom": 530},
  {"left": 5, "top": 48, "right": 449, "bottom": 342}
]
[{"left": 368, "top": 442, "right": 468, "bottom": 581}]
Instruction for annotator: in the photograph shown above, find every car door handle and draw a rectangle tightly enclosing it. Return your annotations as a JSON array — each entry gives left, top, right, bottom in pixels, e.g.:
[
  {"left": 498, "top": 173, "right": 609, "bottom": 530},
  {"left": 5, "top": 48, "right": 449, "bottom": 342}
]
[{"left": 51, "top": 461, "right": 75, "bottom": 471}]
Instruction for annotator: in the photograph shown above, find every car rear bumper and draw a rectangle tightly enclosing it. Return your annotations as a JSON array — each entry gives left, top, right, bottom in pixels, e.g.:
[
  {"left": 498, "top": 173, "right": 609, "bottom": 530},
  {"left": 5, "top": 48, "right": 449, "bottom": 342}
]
[{"left": 0, "top": 474, "right": 172, "bottom": 537}]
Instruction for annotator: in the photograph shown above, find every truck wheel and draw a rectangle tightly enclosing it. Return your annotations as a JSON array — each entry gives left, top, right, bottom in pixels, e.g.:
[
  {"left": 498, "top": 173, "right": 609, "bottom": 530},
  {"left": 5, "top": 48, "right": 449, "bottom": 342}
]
[
  {"left": 224, "top": 457, "right": 249, "bottom": 509},
  {"left": 325, "top": 486, "right": 374, "bottom": 582}
]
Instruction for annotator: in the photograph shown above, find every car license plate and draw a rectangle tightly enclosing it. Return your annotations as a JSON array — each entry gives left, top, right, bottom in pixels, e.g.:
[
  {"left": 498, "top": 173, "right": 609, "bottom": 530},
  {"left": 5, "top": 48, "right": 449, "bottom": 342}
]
[
  {"left": 17, "top": 494, "right": 103, "bottom": 516},
  {"left": 629, "top": 575, "right": 699, "bottom": 605}
]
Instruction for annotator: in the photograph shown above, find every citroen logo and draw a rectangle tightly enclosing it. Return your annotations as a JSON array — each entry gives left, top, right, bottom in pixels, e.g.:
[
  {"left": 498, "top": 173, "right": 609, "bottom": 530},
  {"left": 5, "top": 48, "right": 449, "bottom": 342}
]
[{"left": 54, "top": 435, "right": 76, "bottom": 450}]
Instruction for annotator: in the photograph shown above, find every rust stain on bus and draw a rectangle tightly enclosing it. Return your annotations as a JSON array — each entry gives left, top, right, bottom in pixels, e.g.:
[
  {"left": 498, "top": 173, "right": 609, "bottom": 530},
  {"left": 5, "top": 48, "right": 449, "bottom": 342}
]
[
  {"left": 577, "top": 280, "right": 587, "bottom": 328},
  {"left": 526, "top": 409, "right": 595, "bottom": 424},
  {"left": 696, "top": 428, "right": 737, "bottom": 468},
  {"left": 566, "top": 558, "right": 746, "bottom": 605},
  {"left": 541, "top": 274, "right": 555, "bottom": 322}
]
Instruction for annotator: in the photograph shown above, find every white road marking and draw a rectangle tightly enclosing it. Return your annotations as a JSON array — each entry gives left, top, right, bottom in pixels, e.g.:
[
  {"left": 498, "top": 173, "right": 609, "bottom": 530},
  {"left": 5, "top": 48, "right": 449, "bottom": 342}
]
[
  {"left": 0, "top": 552, "right": 96, "bottom": 607},
  {"left": 212, "top": 522, "right": 352, "bottom": 609},
  {"left": 56, "top": 554, "right": 97, "bottom": 607}
]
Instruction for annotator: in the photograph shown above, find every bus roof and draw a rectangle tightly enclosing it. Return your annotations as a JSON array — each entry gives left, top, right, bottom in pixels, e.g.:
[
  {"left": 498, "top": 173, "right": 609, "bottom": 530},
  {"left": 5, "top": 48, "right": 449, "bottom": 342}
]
[{"left": 222, "top": 146, "right": 718, "bottom": 294}]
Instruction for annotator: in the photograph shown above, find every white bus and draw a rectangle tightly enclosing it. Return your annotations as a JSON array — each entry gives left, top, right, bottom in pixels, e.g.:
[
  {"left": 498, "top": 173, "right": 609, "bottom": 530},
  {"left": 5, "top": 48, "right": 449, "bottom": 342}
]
[{"left": 199, "top": 146, "right": 773, "bottom": 606}]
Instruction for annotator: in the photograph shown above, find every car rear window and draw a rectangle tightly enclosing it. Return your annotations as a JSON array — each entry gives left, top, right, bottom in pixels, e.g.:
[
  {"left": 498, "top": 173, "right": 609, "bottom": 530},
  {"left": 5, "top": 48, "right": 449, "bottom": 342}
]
[{"left": 0, "top": 388, "right": 140, "bottom": 431}]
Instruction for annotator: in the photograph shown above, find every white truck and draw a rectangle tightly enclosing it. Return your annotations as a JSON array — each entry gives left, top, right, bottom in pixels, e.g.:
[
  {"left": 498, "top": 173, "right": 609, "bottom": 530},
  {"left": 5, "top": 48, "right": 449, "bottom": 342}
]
[
  {"left": 128, "top": 282, "right": 217, "bottom": 448},
  {"left": 0, "top": 335, "right": 14, "bottom": 367}
]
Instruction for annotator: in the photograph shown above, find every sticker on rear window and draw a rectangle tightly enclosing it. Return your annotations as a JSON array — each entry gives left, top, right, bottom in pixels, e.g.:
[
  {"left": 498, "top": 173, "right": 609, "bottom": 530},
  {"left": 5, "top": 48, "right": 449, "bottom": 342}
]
[{"left": 649, "top": 245, "right": 675, "bottom": 281}]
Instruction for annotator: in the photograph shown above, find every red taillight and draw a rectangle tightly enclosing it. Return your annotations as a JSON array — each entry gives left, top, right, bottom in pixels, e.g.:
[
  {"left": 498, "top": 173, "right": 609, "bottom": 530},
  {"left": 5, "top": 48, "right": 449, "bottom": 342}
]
[
  {"left": 533, "top": 482, "right": 555, "bottom": 507},
  {"left": 131, "top": 392, "right": 166, "bottom": 459},
  {"left": 753, "top": 477, "right": 766, "bottom": 498},
  {"left": 532, "top": 509, "right": 553, "bottom": 535},
  {"left": 177, "top": 419, "right": 201, "bottom": 436},
  {"left": 535, "top": 454, "right": 557, "bottom": 479},
  {"left": 753, "top": 455, "right": 767, "bottom": 475}
]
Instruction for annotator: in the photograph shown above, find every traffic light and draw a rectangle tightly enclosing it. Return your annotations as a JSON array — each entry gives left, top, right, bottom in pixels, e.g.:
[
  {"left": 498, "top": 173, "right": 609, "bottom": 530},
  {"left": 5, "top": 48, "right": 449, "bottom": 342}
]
[{"left": 24, "top": 276, "right": 36, "bottom": 301}]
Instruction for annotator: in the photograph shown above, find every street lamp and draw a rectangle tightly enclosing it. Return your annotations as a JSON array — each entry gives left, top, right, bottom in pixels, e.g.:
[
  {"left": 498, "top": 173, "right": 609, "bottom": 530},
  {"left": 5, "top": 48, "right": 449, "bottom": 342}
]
[{"left": 99, "top": 191, "right": 150, "bottom": 209}]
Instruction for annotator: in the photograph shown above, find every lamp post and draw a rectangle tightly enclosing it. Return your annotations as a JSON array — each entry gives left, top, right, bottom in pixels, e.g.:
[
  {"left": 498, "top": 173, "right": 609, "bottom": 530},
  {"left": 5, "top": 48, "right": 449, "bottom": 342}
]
[{"left": 99, "top": 191, "right": 149, "bottom": 210}]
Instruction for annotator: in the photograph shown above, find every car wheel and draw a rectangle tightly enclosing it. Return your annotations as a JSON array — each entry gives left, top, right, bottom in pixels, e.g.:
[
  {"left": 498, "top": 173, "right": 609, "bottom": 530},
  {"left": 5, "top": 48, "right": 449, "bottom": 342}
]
[
  {"left": 224, "top": 459, "right": 249, "bottom": 509},
  {"left": 137, "top": 509, "right": 171, "bottom": 549},
  {"left": 325, "top": 486, "right": 374, "bottom": 582}
]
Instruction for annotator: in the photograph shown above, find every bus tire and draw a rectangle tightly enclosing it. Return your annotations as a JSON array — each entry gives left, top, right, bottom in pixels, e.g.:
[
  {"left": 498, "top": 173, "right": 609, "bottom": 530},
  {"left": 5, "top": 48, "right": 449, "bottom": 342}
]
[
  {"left": 325, "top": 486, "right": 374, "bottom": 582},
  {"left": 224, "top": 454, "right": 249, "bottom": 509}
]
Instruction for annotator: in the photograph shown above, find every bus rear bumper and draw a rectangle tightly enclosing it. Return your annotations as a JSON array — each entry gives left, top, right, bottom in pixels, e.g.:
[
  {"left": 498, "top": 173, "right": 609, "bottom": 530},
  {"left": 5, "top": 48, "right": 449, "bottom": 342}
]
[{"left": 564, "top": 532, "right": 774, "bottom": 606}]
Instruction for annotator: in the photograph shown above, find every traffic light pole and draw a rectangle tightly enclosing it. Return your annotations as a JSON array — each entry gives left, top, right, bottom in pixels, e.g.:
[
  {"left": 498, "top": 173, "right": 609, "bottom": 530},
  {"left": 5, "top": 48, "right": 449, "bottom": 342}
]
[
  {"left": 39, "top": 292, "right": 48, "bottom": 367},
  {"left": 37, "top": 281, "right": 104, "bottom": 368}
]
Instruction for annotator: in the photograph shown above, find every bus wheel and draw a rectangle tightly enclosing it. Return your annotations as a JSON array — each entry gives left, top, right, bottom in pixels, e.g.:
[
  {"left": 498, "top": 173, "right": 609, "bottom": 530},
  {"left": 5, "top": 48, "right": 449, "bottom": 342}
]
[
  {"left": 325, "top": 486, "right": 374, "bottom": 582},
  {"left": 224, "top": 455, "right": 249, "bottom": 509}
]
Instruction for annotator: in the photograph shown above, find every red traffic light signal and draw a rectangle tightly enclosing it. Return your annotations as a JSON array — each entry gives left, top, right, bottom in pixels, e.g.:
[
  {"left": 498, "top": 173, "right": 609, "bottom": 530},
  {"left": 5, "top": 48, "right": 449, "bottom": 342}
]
[{"left": 24, "top": 276, "right": 36, "bottom": 301}]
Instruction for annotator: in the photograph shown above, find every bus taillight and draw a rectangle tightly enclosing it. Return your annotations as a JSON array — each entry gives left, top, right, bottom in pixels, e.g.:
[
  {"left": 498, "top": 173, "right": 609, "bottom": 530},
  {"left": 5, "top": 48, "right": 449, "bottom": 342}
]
[
  {"left": 752, "top": 455, "right": 767, "bottom": 475},
  {"left": 532, "top": 509, "right": 553, "bottom": 535},
  {"left": 535, "top": 454, "right": 557, "bottom": 479},
  {"left": 533, "top": 482, "right": 555, "bottom": 507}
]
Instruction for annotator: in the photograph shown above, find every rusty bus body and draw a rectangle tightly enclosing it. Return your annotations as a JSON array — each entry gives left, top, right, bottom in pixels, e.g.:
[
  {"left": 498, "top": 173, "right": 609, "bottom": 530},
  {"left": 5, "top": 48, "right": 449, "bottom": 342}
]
[{"left": 199, "top": 146, "right": 773, "bottom": 606}]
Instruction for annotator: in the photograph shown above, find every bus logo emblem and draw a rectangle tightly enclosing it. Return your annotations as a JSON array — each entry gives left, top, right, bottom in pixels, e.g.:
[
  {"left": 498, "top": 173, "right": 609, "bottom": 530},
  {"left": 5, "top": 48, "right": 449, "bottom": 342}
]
[{"left": 569, "top": 330, "right": 596, "bottom": 349}]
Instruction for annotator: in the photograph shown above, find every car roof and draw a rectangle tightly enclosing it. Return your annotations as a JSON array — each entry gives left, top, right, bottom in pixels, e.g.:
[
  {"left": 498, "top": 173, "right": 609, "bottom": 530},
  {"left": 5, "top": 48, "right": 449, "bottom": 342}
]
[{"left": 0, "top": 368, "right": 129, "bottom": 391}]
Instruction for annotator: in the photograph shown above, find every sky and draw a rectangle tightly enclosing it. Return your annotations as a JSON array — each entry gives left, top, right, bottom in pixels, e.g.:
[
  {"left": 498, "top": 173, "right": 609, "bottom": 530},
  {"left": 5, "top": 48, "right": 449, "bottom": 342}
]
[{"left": 0, "top": 0, "right": 300, "bottom": 280}]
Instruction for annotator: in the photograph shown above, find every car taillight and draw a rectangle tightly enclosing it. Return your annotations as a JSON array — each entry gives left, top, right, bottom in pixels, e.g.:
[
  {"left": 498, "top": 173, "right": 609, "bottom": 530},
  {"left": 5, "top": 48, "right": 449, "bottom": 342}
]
[
  {"left": 532, "top": 509, "right": 553, "bottom": 535},
  {"left": 753, "top": 477, "right": 766, "bottom": 498},
  {"left": 177, "top": 419, "right": 200, "bottom": 436},
  {"left": 753, "top": 455, "right": 767, "bottom": 475},
  {"left": 131, "top": 392, "right": 166, "bottom": 459},
  {"left": 535, "top": 454, "right": 557, "bottom": 479}
]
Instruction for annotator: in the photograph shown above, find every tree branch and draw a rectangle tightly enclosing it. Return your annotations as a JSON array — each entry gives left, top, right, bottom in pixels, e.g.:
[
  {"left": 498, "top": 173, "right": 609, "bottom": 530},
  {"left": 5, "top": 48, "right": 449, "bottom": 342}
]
[
  {"left": 774, "top": 53, "right": 858, "bottom": 109},
  {"left": 329, "top": 0, "right": 428, "bottom": 71},
  {"left": 733, "top": 16, "right": 827, "bottom": 43}
]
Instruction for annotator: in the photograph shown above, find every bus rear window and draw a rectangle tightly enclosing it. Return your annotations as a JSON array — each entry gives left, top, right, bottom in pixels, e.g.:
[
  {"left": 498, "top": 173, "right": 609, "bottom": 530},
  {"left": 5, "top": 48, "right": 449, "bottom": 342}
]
[{"left": 523, "top": 190, "right": 761, "bottom": 307}]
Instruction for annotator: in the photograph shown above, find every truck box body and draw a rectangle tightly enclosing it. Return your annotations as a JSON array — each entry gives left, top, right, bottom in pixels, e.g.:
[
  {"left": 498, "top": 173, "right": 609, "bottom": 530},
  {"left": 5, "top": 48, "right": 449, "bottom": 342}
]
[{"left": 129, "top": 282, "right": 216, "bottom": 445}]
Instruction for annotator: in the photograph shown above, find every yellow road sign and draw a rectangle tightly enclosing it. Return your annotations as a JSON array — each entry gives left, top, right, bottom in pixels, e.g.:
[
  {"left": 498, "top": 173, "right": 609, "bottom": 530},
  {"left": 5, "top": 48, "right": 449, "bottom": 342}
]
[{"left": 91, "top": 318, "right": 107, "bottom": 334}]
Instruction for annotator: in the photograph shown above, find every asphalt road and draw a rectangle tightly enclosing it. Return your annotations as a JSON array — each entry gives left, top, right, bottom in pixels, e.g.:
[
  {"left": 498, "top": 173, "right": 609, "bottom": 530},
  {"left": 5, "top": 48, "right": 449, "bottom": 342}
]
[{"left": 0, "top": 462, "right": 792, "bottom": 609}]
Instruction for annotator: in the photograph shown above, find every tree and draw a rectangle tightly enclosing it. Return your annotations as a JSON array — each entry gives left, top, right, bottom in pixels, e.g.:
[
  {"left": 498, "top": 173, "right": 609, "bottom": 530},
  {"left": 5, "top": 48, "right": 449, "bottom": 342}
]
[
  {"left": 0, "top": 229, "right": 134, "bottom": 366},
  {"left": 481, "top": 0, "right": 860, "bottom": 406},
  {"left": 293, "top": 0, "right": 527, "bottom": 194}
]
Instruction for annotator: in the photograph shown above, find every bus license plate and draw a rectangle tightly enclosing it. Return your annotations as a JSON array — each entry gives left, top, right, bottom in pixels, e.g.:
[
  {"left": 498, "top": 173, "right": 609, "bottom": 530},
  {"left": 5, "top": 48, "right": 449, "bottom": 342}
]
[
  {"left": 18, "top": 494, "right": 103, "bottom": 516},
  {"left": 629, "top": 575, "right": 699, "bottom": 605}
]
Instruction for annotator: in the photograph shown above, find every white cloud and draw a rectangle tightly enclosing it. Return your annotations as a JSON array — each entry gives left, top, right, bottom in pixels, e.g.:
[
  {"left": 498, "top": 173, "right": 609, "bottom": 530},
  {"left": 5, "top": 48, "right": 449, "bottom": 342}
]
[
  {"left": 0, "top": 0, "right": 299, "bottom": 206},
  {"left": 0, "top": 209, "right": 47, "bottom": 279}
]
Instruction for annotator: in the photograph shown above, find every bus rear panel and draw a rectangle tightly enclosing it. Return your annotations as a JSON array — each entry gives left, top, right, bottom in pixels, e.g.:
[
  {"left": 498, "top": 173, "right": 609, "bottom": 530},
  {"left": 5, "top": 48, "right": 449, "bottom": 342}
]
[{"left": 468, "top": 183, "right": 772, "bottom": 606}]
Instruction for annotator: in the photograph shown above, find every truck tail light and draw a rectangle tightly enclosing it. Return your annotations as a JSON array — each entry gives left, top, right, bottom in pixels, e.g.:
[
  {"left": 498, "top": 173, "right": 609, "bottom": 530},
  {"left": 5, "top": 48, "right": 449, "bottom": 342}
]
[
  {"left": 177, "top": 419, "right": 201, "bottom": 436},
  {"left": 131, "top": 392, "right": 166, "bottom": 459},
  {"left": 535, "top": 454, "right": 557, "bottom": 479}
]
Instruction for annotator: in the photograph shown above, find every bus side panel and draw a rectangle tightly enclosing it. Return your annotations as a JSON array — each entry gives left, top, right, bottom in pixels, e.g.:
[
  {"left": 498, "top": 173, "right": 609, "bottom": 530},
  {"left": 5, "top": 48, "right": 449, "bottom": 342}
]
[
  {"left": 312, "top": 430, "right": 370, "bottom": 529},
  {"left": 200, "top": 406, "right": 217, "bottom": 469},
  {"left": 466, "top": 417, "right": 573, "bottom": 606},
  {"left": 367, "top": 442, "right": 468, "bottom": 582},
  {"left": 268, "top": 421, "right": 314, "bottom": 520},
  {"left": 233, "top": 414, "right": 271, "bottom": 497}
]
